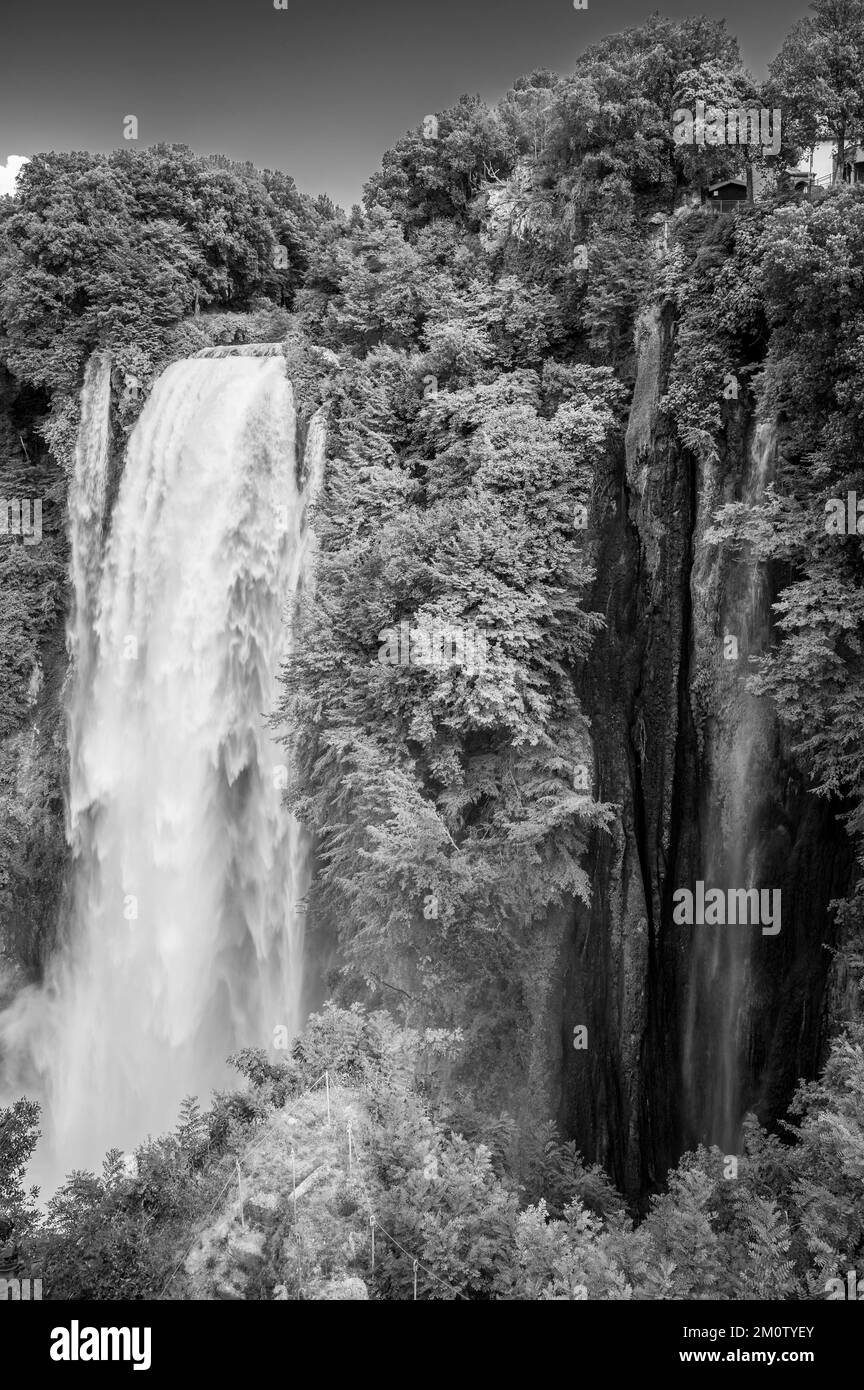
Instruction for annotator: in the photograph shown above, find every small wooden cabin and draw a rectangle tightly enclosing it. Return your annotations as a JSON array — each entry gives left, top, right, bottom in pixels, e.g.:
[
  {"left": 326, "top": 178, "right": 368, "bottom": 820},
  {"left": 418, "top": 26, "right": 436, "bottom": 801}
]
[{"left": 702, "top": 179, "right": 748, "bottom": 213}]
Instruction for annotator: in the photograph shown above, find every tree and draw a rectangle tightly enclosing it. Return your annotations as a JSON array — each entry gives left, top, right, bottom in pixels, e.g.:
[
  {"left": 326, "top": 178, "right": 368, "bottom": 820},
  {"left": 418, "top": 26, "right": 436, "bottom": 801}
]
[
  {"left": 0, "top": 1097, "right": 40, "bottom": 1233},
  {"left": 363, "top": 95, "right": 516, "bottom": 233},
  {"left": 672, "top": 61, "right": 768, "bottom": 201},
  {"left": 770, "top": 0, "right": 864, "bottom": 184},
  {"left": 297, "top": 207, "right": 427, "bottom": 351},
  {"left": 499, "top": 70, "right": 560, "bottom": 161}
]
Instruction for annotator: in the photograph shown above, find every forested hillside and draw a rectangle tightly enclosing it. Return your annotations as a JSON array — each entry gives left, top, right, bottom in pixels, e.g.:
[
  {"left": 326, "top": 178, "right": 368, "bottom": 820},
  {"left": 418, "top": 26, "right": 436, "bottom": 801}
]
[{"left": 1, "top": 6, "right": 863, "bottom": 1299}]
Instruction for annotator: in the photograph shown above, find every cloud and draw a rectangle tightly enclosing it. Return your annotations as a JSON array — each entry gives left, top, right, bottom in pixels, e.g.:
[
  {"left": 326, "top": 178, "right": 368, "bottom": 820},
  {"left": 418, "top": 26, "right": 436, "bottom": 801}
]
[{"left": 0, "top": 155, "right": 29, "bottom": 197}]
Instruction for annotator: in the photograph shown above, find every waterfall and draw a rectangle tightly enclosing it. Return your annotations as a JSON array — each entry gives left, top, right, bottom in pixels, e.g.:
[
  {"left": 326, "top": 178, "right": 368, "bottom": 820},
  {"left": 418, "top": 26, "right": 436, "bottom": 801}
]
[
  {"left": 68, "top": 351, "right": 113, "bottom": 687},
  {"left": 0, "top": 348, "right": 314, "bottom": 1189},
  {"left": 683, "top": 419, "right": 778, "bottom": 1151}
]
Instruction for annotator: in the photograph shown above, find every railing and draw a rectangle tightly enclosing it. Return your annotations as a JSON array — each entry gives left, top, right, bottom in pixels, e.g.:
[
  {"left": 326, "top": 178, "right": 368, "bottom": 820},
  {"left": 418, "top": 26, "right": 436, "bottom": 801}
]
[
  {"left": 808, "top": 172, "right": 864, "bottom": 189},
  {"left": 705, "top": 199, "right": 748, "bottom": 214}
]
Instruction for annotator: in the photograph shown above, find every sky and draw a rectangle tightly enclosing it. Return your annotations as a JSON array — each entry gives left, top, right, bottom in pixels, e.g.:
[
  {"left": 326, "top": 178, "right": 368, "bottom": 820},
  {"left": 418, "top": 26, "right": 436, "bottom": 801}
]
[{"left": 0, "top": 0, "right": 813, "bottom": 209}]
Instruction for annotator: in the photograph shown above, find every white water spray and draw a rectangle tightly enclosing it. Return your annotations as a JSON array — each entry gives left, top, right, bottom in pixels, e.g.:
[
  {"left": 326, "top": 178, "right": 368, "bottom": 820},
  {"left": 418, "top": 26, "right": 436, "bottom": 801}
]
[{"left": 1, "top": 349, "right": 316, "bottom": 1188}]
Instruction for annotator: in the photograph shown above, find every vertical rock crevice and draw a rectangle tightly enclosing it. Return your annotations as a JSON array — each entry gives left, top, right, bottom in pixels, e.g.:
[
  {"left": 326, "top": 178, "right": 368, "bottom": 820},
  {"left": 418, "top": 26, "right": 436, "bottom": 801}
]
[{"left": 560, "top": 296, "right": 855, "bottom": 1198}]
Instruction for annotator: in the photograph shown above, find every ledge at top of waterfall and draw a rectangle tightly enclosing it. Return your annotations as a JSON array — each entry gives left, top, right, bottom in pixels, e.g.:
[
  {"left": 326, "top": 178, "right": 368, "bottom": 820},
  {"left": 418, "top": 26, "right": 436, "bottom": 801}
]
[
  {"left": 0, "top": 350, "right": 315, "bottom": 1194},
  {"left": 193, "top": 342, "right": 286, "bottom": 358}
]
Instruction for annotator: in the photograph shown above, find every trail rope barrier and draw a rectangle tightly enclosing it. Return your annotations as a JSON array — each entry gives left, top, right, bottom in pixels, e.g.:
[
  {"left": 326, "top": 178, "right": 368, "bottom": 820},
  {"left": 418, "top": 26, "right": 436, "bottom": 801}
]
[{"left": 159, "top": 1067, "right": 471, "bottom": 1301}]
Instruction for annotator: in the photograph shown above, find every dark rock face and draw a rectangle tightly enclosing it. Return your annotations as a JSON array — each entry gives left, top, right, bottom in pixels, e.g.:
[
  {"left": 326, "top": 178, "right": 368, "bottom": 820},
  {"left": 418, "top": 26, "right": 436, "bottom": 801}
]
[{"left": 559, "top": 302, "right": 855, "bottom": 1200}]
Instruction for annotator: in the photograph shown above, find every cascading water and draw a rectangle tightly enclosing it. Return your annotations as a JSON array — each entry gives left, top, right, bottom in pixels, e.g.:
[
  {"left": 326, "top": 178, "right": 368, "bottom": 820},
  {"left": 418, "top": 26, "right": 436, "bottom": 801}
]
[
  {"left": 0, "top": 348, "right": 317, "bottom": 1190},
  {"left": 683, "top": 419, "right": 777, "bottom": 1151}
]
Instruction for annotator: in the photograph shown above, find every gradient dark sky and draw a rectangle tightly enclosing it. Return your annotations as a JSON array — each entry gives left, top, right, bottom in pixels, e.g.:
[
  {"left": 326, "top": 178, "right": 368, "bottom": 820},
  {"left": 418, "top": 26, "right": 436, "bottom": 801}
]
[{"left": 0, "top": 0, "right": 811, "bottom": 209}]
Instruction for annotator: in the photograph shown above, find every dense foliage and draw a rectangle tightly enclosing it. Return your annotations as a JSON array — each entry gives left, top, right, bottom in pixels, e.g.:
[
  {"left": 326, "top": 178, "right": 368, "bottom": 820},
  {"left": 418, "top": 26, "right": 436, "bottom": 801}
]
[{"left": 3, "top": 1003, "right": 862, "bottom": 1299}]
